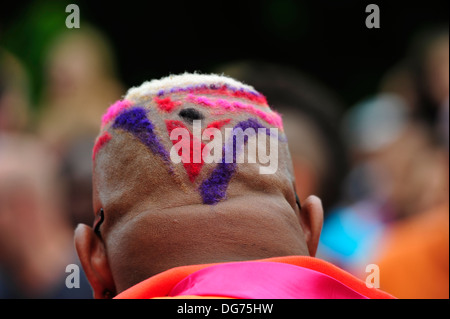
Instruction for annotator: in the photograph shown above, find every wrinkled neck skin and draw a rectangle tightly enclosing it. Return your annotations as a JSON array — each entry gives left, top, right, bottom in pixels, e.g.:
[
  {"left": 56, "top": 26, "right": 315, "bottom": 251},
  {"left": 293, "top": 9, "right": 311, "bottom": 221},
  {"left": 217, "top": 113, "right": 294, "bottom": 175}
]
[{"left": 98, "top": 190, "right": 308, "bottom": 294}]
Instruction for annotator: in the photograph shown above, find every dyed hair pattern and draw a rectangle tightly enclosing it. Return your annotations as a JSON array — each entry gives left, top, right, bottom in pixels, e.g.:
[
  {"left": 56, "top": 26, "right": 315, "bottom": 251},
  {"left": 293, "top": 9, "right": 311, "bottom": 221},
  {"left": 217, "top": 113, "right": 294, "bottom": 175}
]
[
  {"left": 199, "top": 118, "right": 274, "bottom": 204},
  {"left": 93, "top": 73, "right": 286, "bottom": 205}
]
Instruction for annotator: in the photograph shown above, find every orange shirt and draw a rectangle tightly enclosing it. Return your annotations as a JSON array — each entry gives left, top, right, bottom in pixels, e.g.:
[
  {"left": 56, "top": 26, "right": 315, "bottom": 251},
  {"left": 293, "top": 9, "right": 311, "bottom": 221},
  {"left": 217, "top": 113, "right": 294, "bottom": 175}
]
[
  {"left": 115, "top": 255, "right": 395, "bottom": 299},
  {"left": 375, "top": 204, "right": 449, "bottom": 299}
]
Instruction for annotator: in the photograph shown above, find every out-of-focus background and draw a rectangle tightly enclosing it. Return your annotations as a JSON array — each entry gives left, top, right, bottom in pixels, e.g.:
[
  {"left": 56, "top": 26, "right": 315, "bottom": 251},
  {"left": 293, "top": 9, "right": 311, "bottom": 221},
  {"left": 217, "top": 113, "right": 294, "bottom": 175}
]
[{"left": 0, "top": 0, "right": 448, "bottom": 298}]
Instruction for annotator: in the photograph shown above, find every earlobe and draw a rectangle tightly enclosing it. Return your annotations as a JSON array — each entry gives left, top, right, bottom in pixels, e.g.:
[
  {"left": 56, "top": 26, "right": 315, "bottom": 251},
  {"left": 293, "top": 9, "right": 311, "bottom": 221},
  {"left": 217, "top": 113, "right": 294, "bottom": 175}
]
[
  {"left": 74, "top": 224, "right": 116, "bottom": 299},
  {"left": 298, "top": 195, "right": 324, "bottom": 257}
]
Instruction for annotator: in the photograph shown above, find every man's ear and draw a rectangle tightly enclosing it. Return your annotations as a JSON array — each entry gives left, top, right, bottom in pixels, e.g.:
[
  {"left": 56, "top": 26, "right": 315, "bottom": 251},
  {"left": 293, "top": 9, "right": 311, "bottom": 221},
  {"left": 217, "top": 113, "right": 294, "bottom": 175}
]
[
  {"left": 298, "top": 195, "right": 323, "bottom": 257},
  {"left": 74, "top": 224, "right": 116, "bottom": 299}
]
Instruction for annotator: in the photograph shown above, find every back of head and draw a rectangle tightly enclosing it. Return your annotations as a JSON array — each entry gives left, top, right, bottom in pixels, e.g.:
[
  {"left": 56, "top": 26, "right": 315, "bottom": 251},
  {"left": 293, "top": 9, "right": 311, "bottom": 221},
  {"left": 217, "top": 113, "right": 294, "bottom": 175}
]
[
  {"left": 93, "top": 73, "right": 296, "bottom": 216},
  {"left": 78, "top": 73, "right": 324, "bottom": 297}
]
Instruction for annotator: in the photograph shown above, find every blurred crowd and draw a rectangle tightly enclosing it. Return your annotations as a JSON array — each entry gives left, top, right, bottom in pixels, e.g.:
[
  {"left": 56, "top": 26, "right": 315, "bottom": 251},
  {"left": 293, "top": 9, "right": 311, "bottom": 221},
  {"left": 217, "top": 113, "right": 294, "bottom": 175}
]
[
  {"left": 0, "top": 26, "right": 124, "bottom": 298},
  {"left": 0, "top": 18, "right": 448, "bottom": 299},
  {"left": 317, "top": 27, "right": 449, "bottom": 298}
]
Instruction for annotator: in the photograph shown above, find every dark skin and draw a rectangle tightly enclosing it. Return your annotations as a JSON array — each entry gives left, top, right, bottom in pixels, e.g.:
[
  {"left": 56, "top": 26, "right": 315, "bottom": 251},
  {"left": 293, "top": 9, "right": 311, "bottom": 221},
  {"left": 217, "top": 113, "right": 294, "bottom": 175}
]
[
  {"left": 75, "top": 191, "right": 322, "bottom": 297},
  {"left": 74, "top": 107, "right": 324, "bottom": 299}
]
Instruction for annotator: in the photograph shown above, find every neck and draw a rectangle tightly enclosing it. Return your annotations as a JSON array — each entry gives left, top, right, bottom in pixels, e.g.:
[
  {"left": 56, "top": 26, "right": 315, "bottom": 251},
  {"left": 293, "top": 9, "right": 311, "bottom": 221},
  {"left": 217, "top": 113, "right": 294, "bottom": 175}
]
[{"left": 105, "top": 193, "right": 308, "bottom": 293}]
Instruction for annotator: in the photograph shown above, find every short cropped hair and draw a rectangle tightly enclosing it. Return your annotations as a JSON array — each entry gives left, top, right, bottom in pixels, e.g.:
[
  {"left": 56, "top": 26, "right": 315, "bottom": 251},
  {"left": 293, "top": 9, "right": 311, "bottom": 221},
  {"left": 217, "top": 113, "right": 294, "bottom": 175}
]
[{"left": 93, "top": 73, "right": 295, "bottom": 209}]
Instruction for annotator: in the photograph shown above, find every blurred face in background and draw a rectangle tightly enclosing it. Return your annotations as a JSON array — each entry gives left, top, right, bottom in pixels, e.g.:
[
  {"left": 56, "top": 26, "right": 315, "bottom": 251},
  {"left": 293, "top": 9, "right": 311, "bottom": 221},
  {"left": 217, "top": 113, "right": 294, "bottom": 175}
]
[
  {"left": 425, "top": 35, "right": 449, "bottom": 106},
  {"left": 0, "top": 137, "right": 64, "bottom": 266},
  {"left": 45, "top": 32, "right": 106, "bottom": 99},
  {"left": 0, "top": 51, "right": 30, "bottom": 133}
]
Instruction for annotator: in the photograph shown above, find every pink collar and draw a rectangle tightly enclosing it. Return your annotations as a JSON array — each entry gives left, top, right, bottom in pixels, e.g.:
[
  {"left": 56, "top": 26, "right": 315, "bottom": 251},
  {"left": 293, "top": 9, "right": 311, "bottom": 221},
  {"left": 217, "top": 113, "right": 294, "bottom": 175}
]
[{"left": 169, "top": 261, "right": 368, "bottom": 299}]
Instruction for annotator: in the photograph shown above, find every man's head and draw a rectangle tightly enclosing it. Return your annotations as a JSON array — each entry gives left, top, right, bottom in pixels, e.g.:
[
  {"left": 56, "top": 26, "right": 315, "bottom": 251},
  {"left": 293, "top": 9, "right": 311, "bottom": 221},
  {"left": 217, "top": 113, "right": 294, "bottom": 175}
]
[{"left": 74, "top": 73, "right": 323, "bottom": 298}]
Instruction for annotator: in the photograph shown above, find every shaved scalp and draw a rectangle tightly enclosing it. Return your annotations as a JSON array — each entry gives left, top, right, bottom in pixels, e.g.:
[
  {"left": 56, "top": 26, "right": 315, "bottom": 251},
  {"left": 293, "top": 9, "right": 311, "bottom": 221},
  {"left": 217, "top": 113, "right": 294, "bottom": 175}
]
[
  {"left": 93, "top": 73, "right": 296, "bottom": 214},
  {"left": 85, "top": 73, "right": 315, "bottom": 293}
]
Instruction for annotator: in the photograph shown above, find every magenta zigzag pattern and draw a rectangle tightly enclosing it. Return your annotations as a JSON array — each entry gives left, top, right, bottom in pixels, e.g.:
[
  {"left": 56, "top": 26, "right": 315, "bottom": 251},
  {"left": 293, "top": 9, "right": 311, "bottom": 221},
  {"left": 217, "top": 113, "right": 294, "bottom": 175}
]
[
  {"left": 155, "top": 83, "right": 267, "bottom": 105},
  {"left": 186, "top": 94, "right": 283, "bottom": 130}
]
